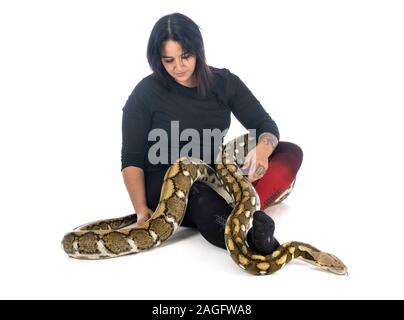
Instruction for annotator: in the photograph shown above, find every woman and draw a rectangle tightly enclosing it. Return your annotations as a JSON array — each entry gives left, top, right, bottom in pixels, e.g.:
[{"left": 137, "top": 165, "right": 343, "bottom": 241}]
[{"left": 121, "top": 13, "right": 303, "bottom": 255}]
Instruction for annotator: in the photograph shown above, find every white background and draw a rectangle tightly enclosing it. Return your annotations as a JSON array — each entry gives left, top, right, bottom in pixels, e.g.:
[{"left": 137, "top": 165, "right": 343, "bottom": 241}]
[{"left": 1, "top": 0, "right": 403, "bottom": 300}]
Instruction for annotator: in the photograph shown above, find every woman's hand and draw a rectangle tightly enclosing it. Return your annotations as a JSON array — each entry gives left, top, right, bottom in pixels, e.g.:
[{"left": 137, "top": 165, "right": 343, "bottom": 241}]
[
  {"left": 242, "top": 144, "right": 274, "bottom": 183},
  {"left": 136, "top": 206, "right": 154, "bottom": 225}
]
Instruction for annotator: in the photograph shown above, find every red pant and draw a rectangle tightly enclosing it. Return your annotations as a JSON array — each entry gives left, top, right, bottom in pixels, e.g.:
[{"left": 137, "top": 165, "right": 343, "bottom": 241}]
[{"left": 252, "top": 141, "right": 303, "bottom": 210}]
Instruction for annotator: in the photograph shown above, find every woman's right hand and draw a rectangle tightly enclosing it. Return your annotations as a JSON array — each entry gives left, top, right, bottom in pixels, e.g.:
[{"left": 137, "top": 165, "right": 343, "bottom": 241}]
[{"left": 136, "top": 206, "right": 154, "bottom": 225}]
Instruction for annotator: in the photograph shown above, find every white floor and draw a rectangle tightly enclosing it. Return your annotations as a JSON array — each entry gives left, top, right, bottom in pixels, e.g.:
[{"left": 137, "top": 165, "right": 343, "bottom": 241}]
[
  {"left": 1, "top": 0, "right": 403, "bottom": 300},
  {"left": 2, "top": 152, "right": 403, "bottom": 299}
]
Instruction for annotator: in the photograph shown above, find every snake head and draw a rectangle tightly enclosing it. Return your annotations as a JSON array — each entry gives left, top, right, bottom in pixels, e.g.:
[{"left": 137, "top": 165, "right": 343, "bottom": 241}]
[{"left": 311, "top": 251, "right": 348, "bottom": 275}]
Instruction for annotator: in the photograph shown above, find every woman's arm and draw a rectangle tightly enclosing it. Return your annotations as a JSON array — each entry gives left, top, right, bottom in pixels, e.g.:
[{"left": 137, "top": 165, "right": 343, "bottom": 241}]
[
  {"left": 226, "top": 71, "right": 280, "bottom": 182},
  {"left": 121, "top": 80, "right": 153, "bottom": 224},
  {"left": 257, "top": 132, "right": 279, "bottom": 155},
  {"left": 242, "top": 132, "right": 279, "bottom": 182},
  {"left": 122, "top": 166, "right": 153, "bottom": 225},
  {"left": 226, "top": 71, "right": 280, "bottom": 142}
]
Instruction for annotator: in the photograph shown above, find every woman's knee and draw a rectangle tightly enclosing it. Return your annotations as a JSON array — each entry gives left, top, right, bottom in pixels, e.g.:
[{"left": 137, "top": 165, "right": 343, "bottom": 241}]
[
  {"left": 277, "top": 141, "right": 303, "bottom": 159},
  {"left": 272, "top": 141, "right": 304, "bottom": 172}
]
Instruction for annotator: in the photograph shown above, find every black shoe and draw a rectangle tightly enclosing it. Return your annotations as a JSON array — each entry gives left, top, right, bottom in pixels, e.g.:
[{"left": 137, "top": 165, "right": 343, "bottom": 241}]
[{"left": 247, "top": 211, "right": 280, "bottom": 255}]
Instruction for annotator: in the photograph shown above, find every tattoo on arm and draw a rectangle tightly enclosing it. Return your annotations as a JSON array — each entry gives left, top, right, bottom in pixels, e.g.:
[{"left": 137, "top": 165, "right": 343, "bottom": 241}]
[{"left": 258, "top": 132, "right": 279, "bottom": 150}]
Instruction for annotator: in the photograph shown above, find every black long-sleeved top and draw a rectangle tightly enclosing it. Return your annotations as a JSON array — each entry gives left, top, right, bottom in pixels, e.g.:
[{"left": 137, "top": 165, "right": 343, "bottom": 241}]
[{"left": 121, "top": 67, "right": 279, "bottom": 172}]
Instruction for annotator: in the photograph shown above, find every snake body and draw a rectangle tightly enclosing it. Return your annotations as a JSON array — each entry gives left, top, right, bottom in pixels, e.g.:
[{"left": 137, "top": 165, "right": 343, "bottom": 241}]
[{"left": 62, "top": 133, "right": 347, "bottom": 275}]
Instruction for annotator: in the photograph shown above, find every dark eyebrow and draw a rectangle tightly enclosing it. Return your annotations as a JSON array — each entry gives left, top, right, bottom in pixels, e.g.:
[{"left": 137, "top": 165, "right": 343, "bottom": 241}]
[{"left": 162, "top": 52, "right": 190, "bottom": 59}]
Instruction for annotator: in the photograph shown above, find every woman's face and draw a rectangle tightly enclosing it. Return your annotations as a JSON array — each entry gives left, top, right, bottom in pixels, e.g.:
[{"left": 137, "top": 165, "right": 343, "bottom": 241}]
[{"left": 161, "top": 40, "right": 197, "bottom": 87}]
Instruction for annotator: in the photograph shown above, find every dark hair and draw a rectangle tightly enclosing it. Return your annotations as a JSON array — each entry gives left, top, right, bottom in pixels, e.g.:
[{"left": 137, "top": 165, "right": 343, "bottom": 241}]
[{"left": 147, "top": 12, "right": 213, "bottom": 97}]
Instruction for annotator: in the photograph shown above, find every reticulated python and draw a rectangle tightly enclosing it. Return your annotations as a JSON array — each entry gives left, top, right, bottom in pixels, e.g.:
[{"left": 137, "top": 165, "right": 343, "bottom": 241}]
[{"left": 62, "top": 133, "right": 347, "bottom": 276}]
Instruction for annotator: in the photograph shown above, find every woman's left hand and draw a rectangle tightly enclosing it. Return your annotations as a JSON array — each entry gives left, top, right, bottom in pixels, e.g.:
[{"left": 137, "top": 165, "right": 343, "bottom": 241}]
[{"left": 242, "top": 144, "right": 274, "bottom": 183}]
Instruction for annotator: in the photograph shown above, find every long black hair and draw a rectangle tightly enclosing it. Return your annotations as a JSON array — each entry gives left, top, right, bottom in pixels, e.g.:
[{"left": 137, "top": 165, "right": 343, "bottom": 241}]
[{"left": 147, "top": 12, "right": 213, "bottom": 97}]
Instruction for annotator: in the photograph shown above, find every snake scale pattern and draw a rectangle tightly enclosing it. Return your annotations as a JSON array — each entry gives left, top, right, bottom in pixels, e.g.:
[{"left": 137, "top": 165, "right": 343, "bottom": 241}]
[{"left": 62, "top": 133, "right": 347, "bottom": 275}]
